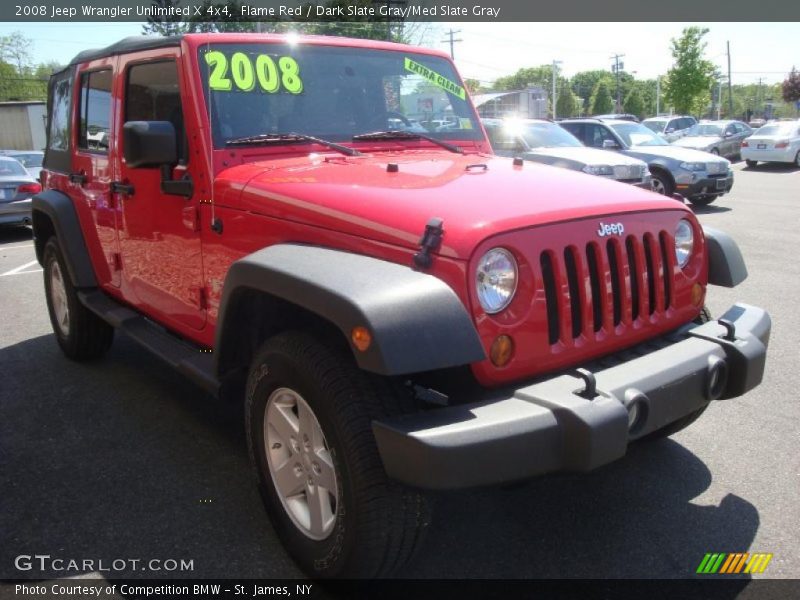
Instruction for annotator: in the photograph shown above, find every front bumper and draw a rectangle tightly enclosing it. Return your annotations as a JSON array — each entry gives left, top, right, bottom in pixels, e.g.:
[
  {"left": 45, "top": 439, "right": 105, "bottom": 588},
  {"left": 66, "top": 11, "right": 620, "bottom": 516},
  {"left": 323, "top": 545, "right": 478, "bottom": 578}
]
[
  {"left": 678, "top": 173, "right": 734, "bottom": 198},
  {"left": 373, "top": 303, "right": 770, "bottom": 490}
]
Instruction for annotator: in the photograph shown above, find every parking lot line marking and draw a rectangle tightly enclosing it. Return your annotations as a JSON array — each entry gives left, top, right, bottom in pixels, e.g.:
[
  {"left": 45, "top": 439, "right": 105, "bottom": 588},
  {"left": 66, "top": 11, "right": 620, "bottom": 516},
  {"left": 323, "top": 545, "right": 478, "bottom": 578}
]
[
  {"left": 0, "top": 260, "right": 41, "bottom": 277},
  {"left": 0, "top": 243, "right": 35, "bottom": 250}
]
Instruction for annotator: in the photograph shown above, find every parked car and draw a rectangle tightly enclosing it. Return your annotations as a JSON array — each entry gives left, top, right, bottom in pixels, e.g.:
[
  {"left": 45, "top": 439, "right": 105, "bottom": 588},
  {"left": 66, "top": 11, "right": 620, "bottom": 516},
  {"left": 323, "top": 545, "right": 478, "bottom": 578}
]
[
  {"left": 748, "top": 118, "right": 766, "bottom": 129},
  {"left": 482, "top": 118, "right": 651, "bottom": 188},
  {"left": 33, "top": 33, "right": 769, "bottom": 578},
  {"left": 0, "top": 150, "right": 44, "bottom": 180},
  {"left": 0, "top": 155, "right": 41, "bottom": 226},
  {"left": 642, "top": 116, "right": 698, "bottom": 143},
  {"left": 594, "top": 113, "right": 640, "bottom": 122},
  {"left": 560, "top": 118, "right": 733, "bottom": 206},
  {"left": 741, "top": 120, "right": 800, "bottom": 167},
  {"left": 671, "top": 120, "right": 752, "bottom": 159}
]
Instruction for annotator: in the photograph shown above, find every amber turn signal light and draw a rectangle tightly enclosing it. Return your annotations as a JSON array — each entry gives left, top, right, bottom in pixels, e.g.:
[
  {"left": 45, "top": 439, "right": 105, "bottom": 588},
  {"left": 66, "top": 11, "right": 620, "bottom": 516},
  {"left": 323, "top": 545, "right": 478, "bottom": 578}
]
[
  {"left": 351, "top": 326, "right": 372, "bottom": 352},
  {"left": 691, "top": 282, "right": 704, "bottom": 306},
  {"left": 490, "top": 335, "right": 514, "bottom": 367}
]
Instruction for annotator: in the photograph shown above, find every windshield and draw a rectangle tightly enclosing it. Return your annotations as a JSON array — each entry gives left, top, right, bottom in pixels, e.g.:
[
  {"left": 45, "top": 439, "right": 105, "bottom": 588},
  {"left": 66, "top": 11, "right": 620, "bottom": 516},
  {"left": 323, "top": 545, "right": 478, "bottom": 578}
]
[
  {"left": 643, "top": 120, "right": 667, "bottom": 133},
  {"left": 9, "top": 153, "right": 43, "bottom": 168},
  {"left": 610, "top": 122, "right": 668, "bottom": 147},
  {"left": 756, "top": 123, "right": 795, "bottom": 136},
  {"left": 519, "top": 121, "right": 582, "bottom": 148},
  {"left": 0, "top": 159, "right": 28, "bottom": 176},
  {"left": 689, "top": 123, "right": 724, "bottom": 136},
  {"left": 489, "top": 120, "right": 582, "bottom": 150},
  {"left": 199, "top": 44, "right": 482, "bottom": 148}
]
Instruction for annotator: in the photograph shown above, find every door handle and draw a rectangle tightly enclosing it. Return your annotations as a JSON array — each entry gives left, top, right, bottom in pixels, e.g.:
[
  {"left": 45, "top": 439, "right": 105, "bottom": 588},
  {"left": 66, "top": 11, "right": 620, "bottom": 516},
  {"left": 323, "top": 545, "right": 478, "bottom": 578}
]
[
  {"left": 68, "top": 172, "right": 87, "bottom": 185},
  {"left": 111, "top": 181, "right": 135, "bottom": 196}
]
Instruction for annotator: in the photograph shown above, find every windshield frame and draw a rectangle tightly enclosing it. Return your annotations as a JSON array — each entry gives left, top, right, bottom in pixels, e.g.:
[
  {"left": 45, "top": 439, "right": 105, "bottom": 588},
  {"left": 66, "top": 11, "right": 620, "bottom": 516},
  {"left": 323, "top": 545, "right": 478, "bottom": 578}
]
[{"left": 195, "top": 41, "right": 484, "bottom": 151}]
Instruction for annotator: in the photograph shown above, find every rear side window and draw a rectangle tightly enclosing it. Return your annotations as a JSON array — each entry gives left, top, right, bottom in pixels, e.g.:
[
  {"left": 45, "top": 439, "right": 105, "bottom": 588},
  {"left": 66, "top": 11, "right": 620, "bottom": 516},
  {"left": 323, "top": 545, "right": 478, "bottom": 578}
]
[
  {"left": 125, "top": 60, "right": 187, "bottom": 163},
  {"left": 48, "top": 76, "right": 72, "bottom": 151},
  {"left": 44, "top": 67, "right": 75, "bottom": 173},
  {"left": 78, "top": 70, "right": 112, "bottom": 153}
]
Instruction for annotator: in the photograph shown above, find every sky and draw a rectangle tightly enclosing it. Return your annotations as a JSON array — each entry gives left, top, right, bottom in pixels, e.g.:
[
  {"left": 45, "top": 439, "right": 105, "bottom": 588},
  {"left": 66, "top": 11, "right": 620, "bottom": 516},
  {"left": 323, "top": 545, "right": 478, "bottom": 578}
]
[{"left": 1, "top": 21, "right": 798, "bottom": 86}]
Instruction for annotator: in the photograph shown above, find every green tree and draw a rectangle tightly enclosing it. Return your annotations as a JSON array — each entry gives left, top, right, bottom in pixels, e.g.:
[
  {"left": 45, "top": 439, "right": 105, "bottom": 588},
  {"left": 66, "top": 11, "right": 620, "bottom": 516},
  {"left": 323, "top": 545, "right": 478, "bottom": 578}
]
[
  {"left": 556, "top": 84, "right": 578, "bottom": 117},
  {"left": 590, "top": 81, "right": 614, "bottom": 115},
  {"left": 492, "top": 65, "right": 566, "bottom": 92},
  {"left": 663, "top": 27, "right": 716, "bottom": 115},
  {"left": 463, "top": 78, "right": 483, "bottom": 95},
  {"left": 782, "top": 67, "right": 800, "bottom": 114},
  {"left": 623, "top": 87, "right": 645, "bottom": 118},
  {"left": 570, "top": 70, "right": 613, "bottom": 112},
  {"left": 0, "top": 31, "right": 32, "bottom": 73}
]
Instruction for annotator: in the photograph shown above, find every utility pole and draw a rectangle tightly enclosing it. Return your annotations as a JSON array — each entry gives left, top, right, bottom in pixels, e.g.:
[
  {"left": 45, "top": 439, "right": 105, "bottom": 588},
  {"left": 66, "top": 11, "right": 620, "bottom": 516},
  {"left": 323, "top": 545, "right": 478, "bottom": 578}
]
[
  {"left": 656, "top": 76, "right": 660, "bottom": 115},
  {"left": 441, "top": 29, "right": 462, "bottom": 60},
  {"left": 726, "top": 41, "right": 733, "bottom": 116},
  {"left": 610, "top": 54, "right": 625, "bottom": 112},
  {"left": 552, "top": 60, "right": 562, "bottom": 120}
]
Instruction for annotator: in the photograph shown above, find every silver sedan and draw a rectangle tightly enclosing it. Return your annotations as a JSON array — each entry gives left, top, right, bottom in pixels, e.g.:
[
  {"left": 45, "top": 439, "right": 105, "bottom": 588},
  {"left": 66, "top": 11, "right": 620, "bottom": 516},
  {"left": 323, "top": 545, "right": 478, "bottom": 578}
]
[{"left": 0, "top": 156, "right": 41, "bottom": 227}]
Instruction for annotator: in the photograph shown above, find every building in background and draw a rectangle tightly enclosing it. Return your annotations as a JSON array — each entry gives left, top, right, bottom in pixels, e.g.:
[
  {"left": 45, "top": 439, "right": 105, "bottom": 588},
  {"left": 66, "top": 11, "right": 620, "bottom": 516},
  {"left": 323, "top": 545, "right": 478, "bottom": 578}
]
[
  {"left": 472, "top": 88, "right": 549, "bottom": 119},
  {"left": 0, "top": 101, "right": 47, "bottom": 150}
]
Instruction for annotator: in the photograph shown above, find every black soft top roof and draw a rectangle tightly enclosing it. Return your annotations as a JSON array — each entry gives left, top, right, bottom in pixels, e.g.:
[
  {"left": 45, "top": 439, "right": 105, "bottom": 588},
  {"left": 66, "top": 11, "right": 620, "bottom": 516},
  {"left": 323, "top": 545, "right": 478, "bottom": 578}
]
[{"left": 69, "top": 36, "right": 183, "bottom": 65}]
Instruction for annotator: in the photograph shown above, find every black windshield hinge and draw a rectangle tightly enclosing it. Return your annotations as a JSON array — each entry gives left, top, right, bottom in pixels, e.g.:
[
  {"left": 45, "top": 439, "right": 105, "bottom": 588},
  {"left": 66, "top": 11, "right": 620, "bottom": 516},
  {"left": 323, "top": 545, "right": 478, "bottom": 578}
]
[{"left": 413, "top": 217, "right": 444, "bottom": 269}]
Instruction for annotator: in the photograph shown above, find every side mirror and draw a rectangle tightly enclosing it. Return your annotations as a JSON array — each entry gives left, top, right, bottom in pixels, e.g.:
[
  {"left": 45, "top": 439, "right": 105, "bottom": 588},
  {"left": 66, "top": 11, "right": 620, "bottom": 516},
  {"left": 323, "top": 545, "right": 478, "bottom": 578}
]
[
  {"left": 602, "top": 139, "right": 618, "bottom": 149},
  {"left": 123, "top": 121, "right": 192, "bottom": 198},
  {"left": 123, "top": 121, "right": 177, "bottom": 168},
  {"left": 665, "top": 127, "right": 675, "bottom": 134}
]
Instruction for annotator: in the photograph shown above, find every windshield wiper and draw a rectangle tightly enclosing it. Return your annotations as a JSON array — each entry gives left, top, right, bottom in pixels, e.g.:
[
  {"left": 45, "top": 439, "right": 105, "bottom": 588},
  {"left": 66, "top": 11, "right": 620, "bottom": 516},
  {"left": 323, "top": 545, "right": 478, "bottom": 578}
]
[
  {"left": 352, "top": 130, "right": 463, "bottom": 154},
  {"left": 225, "top": 132, "right": 361, "bottom": 157}
]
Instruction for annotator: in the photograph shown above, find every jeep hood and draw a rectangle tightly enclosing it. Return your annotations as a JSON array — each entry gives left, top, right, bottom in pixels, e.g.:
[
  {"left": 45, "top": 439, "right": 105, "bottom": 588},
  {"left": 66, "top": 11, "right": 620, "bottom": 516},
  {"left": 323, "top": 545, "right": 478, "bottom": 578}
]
[{"left": 225, "top": 151, "right": 684, "bottom": 260}]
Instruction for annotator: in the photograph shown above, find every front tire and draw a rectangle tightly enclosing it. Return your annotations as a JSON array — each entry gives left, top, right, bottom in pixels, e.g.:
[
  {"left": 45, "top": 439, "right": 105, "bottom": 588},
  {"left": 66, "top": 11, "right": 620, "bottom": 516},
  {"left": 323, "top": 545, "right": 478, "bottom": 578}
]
[
  {"left": 689, "top": 195, "right": 717, "bottom": 207},
  {"left": 43, "top": 237, "right": 113, "bottom": 360},
  {"left": 245, "top": 332, "right": 430, "bottom": 578},
  {"left": 651, "top": 171, "right": 674, "bottom": 197}
]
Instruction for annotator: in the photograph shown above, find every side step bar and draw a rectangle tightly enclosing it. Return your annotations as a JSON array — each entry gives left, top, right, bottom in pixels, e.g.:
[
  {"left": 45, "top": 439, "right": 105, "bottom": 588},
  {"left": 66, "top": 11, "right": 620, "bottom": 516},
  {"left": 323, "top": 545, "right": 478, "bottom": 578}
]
[{"left": 77, "top": 290, "right": 220, "bottom": 395}]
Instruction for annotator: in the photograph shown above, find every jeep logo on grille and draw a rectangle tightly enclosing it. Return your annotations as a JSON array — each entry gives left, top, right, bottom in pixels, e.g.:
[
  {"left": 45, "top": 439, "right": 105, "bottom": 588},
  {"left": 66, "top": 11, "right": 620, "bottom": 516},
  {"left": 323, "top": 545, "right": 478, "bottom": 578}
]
[{"left": 597, "top": 221, "right": 625, "bottom": 237}]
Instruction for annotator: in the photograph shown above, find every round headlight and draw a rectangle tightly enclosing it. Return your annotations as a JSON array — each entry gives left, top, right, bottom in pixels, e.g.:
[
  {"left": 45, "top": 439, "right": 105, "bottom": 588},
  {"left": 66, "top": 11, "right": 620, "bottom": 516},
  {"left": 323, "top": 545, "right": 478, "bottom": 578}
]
[
  {"left": 476, "top": 248, "right": 518, "bottom": 314},
  {"left": 674, "top": 219, "right": 694, "bottom": 268}
]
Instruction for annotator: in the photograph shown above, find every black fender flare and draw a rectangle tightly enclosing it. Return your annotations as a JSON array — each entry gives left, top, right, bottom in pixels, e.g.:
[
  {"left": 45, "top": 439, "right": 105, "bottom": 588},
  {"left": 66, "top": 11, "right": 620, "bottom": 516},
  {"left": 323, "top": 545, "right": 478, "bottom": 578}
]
[
  {"left": 32, "top": 190, "right": 97, "bottom": 288},
  {"left": 215, "top": 244, "right": 486, "bottom": 376},
  {"left": 703, "top": 226, "right": 748, "bottom": 287}
]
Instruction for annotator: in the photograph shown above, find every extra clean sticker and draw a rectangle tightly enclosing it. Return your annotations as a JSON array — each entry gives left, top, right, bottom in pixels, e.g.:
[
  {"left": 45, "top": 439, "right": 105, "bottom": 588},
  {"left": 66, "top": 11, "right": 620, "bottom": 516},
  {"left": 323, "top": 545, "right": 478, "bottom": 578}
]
[
  {"left": 204, "top": 50, "right": 303, "bottom": 94},
  {"left": 404, "top": 57, "right": 466, "bottom": 100}
]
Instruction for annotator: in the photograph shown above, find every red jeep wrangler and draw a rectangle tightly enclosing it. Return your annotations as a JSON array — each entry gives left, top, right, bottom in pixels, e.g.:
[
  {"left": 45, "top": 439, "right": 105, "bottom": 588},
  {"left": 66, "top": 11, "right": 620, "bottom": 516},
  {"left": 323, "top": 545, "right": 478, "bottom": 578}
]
[{"left": 33, "top": 33, "right": 770, "bottom": 577}]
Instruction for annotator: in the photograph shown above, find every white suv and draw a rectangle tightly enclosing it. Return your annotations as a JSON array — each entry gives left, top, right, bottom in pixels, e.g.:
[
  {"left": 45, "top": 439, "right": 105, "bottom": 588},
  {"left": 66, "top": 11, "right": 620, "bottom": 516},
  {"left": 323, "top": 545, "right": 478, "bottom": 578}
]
[{"left": 642, "top": 116, "right": 697, "bottom": 143}]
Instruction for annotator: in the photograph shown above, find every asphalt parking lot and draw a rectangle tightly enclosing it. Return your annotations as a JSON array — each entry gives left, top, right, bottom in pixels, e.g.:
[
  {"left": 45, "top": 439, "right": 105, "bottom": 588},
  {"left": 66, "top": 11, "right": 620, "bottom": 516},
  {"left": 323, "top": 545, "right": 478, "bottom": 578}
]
[{"left": 1, "top": 161, "right": 798, "bottom": 582}]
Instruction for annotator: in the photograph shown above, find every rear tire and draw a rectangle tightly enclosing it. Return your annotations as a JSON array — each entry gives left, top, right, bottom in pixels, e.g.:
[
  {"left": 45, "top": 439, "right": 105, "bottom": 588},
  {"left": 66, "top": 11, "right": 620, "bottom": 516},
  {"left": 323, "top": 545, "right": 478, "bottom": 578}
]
[
  {"left": 644, "top": 307, "right": 712, "bottom": 440},
  {"left": 745, "top": 159, "right": 758, "bottom": 168},
  {"left": 245, "top": 331, "right": 430, "bottom": 578},
  {"left": 43, "top": 237, "right": 113, "bottom": 360}
]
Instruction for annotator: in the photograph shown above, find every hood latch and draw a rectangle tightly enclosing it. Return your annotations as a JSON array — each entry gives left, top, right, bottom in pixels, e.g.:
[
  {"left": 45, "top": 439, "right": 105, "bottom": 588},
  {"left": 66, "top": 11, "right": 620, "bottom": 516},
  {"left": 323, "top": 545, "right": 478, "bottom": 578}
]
[{"left": 413, "top": 217, "right": 444, "bottom": 269}]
